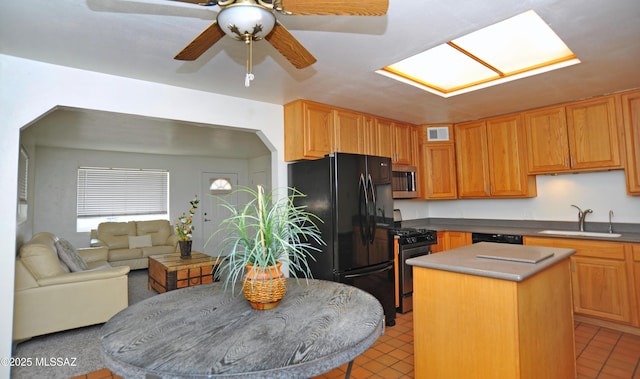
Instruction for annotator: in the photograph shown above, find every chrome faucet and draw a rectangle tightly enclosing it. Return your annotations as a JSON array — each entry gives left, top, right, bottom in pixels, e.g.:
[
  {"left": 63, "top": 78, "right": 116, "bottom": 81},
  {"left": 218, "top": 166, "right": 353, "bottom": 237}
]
[
  {"left": 571, "top": 204, "right": 593, "bottom": 232},
  {"left": 608, "top": 210, "right": 614, "bottom": 233}
]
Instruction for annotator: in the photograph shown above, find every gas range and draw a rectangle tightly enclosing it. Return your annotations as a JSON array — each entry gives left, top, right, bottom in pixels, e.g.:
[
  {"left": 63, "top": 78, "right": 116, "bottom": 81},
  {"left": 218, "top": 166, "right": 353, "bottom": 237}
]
[{"left": 391, "top": 227, "right": 437, "bottom": 245}]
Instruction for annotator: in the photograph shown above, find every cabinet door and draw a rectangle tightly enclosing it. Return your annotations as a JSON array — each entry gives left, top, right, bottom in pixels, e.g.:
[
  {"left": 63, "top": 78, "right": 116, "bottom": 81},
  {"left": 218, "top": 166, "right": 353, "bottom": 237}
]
[
  {"left": 571, "top": 256, "right": 631, "bottom": 323},
  {"left": 392, "top": 123, "right": 414, "bottom": 164},
  {"left": 371, "top": 117, "right": 394, "bottom": 158},
  {"left": 455, "top": 121, "right": 490, "bottom": 198},
  {"left": 419, "top": 143, "right": 457, "bottom": 199},
  {"left": 443, "top": 231, "right": 471, "bottom": 250},
  {"left": 566, "top": 96, "right": 622, "bottom": 170},
  {"left": 524, "top": 106, "right": 571, "bottom": 173},
  {"left": 486, "top": 114, "right": 536, "bottom": 197},
  {"left": 363, "top": 116, "right": 376, "bottom": 156},
  {"left": 302, "top": 101, "right": 333, "bottom": 159},
  {"left": 333, "top": 109, "right": 364, "bottom": 154},
  {"left": 622, "top": 91, "right": 640, "bottom": 194},
  {"left": 632, "top": 244, "right": 640, "bottom": 326}
]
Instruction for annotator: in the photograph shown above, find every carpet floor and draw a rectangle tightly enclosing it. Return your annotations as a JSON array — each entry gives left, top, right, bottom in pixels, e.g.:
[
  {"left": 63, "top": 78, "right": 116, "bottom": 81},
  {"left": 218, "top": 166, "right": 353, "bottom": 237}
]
[{"left": 10, "top": 269, "right": 157, "bottom": 379}]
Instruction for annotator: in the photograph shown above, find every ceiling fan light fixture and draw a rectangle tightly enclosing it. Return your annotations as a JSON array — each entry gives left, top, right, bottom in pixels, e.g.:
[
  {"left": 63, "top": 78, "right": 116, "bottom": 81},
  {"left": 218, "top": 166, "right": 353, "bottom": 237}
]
[{"left": 216, "top": 3, "right": 276, "bottom": 41}]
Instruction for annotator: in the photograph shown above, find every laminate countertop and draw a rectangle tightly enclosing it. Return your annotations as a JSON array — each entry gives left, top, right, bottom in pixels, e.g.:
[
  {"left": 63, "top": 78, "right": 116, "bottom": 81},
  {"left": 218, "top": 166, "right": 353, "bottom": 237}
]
[
  {"left": 399, "top": 218, "right": 640, "bottom": 243},
  {"left": 406, "top": 242, "right": 575, "bottom": 282}
]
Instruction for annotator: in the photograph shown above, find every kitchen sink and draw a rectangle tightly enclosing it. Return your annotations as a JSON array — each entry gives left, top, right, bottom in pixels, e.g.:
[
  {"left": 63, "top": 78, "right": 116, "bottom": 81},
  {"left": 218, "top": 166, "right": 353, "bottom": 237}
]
[{"left": 538, "top": 230, "right": 621, "bottom": 238}]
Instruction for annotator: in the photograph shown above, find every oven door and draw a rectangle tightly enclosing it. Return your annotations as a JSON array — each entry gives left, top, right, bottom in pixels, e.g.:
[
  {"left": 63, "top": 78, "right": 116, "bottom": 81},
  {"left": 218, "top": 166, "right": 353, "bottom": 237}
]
[{"left": 400, "top": 243, "right": 432, "bottom": 297}]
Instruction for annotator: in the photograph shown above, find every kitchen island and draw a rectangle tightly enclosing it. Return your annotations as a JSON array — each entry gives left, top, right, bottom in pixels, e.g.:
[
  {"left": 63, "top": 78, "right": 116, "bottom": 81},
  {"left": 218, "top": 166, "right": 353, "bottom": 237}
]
[{"left": 407, "top": 242, "right": 576, "bottom": 379}]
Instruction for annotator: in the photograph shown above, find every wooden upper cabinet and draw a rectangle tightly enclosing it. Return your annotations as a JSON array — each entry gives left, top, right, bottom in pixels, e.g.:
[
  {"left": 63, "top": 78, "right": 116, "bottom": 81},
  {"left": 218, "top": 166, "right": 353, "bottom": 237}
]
[
  {"left": 566, "top": 96, "right": 621, "bottom": 170},
  {"left": 621, "top": 90, "right": 640, "bottom": 194},
  {"left": 455, "top": 116, "right": 535, "bottom": 198},
  {"left": 524, "top": 106, "right": 571, "bottom": 173},
  {"left": 393, "top": 123, "right": 415, "bottom": 165},
  {"left": 420, "top": 144, "right": 457, "bottom": 199},
  {"left": 284, "top": 100, "right": 333, "bottom": 161},
  {"left": 455, "top": 120, "right": 491, "bottom": 198},
  {"left": 284, "top": 100, "right": 405, "bottom": 162},
  {"left": 524, "top": 96, "right": 622, "bottom": 173},
  {"left": 333, "top": 109, "right": 364, "bottom": 154},
  {"left": 486, "top": 114, "right": 536, "bottom": 197},
  {"left": 364, "top": 117, "right": 394, "bottom": 158}
]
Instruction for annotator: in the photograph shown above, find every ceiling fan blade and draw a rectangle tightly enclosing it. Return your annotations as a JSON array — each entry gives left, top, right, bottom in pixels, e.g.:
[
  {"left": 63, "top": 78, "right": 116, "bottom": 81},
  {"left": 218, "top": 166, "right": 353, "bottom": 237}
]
[
  {"left": 169, "top": 0, "right": 218, "bottom": 5},
  {"left": 278, "top": 0, "right": 388, "bottom": 16},
  {"left": 174, "top": 21, "right": 225, "bottom": 60},
  {"left": 265, "top": 22, "right": 317, "bottom": 69}
]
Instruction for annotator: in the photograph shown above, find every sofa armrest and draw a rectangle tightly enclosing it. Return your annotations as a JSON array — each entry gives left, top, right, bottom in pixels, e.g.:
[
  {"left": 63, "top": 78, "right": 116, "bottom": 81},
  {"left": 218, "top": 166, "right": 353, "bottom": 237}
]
[
  {"left": 78, "top": 246, "right": 109, "bottom": 263},
  {"left": 167, "top": 235, "right": 179, "bottom": 247},
  {"left": 36, "top": 266, "right": 130, "bottom": 286},
  {"left": 90, "top": 238, "right": 107, "bottom": 248}
]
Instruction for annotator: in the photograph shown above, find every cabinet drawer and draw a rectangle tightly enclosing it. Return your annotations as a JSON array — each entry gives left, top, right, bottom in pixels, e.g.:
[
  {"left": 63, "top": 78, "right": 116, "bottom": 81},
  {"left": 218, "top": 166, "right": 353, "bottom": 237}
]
[{"left": 524, "top": 237, "right": 625, "bottom": 260}]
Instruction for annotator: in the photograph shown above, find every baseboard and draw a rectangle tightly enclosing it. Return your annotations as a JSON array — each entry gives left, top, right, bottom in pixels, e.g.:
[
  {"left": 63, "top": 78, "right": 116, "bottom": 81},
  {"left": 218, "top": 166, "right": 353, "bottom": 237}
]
[{"left": 574, "top": 314, "right": 640, "bottom": 336}]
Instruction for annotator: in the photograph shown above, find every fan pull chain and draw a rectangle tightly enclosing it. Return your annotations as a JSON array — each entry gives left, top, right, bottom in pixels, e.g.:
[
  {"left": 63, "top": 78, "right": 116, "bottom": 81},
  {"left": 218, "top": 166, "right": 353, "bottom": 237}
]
[{"left": 245, "top": 37, "right": 255, "bottom": 87}]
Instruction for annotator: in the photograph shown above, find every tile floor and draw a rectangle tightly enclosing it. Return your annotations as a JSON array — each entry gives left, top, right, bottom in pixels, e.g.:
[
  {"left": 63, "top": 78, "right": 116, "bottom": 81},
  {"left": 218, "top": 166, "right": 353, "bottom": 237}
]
[{"left": 74, "top": 312, "right": 640, "bottom": 379}]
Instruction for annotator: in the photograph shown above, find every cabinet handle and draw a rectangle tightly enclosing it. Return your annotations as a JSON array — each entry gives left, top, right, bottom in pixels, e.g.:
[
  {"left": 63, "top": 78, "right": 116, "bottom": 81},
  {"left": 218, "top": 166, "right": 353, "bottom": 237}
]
[{"left": 571, "top": 259, "right": 575, "bottom": 272}]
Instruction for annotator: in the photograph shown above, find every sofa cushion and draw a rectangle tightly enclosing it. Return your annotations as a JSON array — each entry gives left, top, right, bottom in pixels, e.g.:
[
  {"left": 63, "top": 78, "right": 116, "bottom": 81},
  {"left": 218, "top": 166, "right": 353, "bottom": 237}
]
[
  {"left": 128, "top": 235, "right": 152, "bottom": 249},
  {"left": 108, "top": 248, "right": 143, "bottom": 262},
  {"left": 136, "top": 220, "right": 172, "bottom": 246},
  {"left": 98, "top": 222, "right": 136, "bottom": 249},
  {"left": 20, "top": 244, "right": 66, "bottom": 280},
  {"left": 55, "top": 238, "right": 89, "bottom": 272}
]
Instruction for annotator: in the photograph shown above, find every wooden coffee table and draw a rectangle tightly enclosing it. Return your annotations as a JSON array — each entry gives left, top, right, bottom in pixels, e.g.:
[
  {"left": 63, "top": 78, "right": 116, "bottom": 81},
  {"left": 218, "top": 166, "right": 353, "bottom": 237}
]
[{"left": 148, "top": 252, "right": 222, "bottom": 293}]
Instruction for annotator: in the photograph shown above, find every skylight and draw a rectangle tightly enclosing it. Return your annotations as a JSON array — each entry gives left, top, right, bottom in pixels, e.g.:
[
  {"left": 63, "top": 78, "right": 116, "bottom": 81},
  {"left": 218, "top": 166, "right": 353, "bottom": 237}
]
[{"left": 377, "top": 10, "right": 580, "bottom": 97}]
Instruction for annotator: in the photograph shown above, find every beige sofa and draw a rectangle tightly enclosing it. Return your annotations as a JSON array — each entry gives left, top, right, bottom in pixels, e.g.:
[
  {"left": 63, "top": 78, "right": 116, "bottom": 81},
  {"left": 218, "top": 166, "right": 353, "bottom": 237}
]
[
  {"left": 91, "top": 220, "right": 179, "bottom": 270},
  {"left": 13, "top": 232, "right": 129, "bottom": 342}
]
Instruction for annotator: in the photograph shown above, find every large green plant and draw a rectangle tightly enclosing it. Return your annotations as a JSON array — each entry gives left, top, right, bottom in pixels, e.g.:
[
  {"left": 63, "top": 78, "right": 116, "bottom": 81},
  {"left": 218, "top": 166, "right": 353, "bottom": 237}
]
[{"left": 209, "top": 185, "right": 325, "bottom": 291}]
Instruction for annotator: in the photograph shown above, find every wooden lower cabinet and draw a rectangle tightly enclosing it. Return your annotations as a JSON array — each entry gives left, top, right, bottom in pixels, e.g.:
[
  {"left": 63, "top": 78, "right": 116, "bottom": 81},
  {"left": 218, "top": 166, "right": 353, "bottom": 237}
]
[
  {"left": 431, "top": 231, "right": 471, "bottom": 253},
  {"left": 524, "top": 237, "right": 636, "bottom": 325},
  {"left": 413, "top": 259, "right": 576, "bottom": 378},
  {"left": 633, "top": 244, "right": 640, "bottom": 325}
]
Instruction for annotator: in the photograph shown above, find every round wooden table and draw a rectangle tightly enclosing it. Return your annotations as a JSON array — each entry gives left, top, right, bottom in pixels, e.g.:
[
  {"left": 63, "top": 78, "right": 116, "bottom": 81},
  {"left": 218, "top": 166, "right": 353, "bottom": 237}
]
[{"left": 100, "top": 279, "right": 384, "bottom": 378}]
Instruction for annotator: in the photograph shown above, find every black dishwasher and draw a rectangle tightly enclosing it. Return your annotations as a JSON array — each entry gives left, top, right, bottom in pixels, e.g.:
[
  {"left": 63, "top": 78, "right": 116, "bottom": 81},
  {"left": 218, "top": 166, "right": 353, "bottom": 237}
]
[{"left": 471, "top": 232, "right": 523, "bottom": 245}]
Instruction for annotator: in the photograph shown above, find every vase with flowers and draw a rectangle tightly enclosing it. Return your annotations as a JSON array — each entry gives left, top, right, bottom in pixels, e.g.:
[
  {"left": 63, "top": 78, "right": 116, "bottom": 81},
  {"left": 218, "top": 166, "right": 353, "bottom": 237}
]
[{"left": 175, "top": 196, "right": 199, "bottom": 259}]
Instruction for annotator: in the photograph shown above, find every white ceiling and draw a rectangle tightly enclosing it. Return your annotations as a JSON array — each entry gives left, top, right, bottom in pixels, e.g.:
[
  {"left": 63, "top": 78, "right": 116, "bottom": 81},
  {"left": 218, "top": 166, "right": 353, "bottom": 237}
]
[{"left": 4, "top": 0, "right": 640, "bottom": 158}]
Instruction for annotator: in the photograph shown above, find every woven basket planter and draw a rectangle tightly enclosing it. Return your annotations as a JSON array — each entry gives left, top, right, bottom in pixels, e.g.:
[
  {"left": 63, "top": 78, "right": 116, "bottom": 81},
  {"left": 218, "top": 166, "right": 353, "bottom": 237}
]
[{"left": 243, "top": 263, "right": 287, "bottom": 310}]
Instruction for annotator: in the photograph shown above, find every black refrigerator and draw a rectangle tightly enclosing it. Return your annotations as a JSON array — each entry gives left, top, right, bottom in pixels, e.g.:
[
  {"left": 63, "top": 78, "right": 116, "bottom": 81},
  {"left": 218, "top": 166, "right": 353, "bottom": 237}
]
[{"left": 288, "top": 153, "right": 396, "bottom": 326}]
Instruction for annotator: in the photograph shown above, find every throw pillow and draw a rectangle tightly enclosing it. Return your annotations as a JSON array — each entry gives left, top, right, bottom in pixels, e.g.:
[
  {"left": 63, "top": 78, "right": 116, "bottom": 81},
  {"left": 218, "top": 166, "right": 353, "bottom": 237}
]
[
  {"left": 129, "top": 234, "right": 152, "bottom": 249},
  {"left": 55, "top": 238, "right": 89, "bottom": 272}
]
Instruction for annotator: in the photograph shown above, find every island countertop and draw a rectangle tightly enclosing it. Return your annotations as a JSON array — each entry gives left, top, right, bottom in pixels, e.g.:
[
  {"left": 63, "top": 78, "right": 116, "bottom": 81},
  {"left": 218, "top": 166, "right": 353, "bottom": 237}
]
[{"left": 406, "top": 242, "right": 575, "bottom": 282}]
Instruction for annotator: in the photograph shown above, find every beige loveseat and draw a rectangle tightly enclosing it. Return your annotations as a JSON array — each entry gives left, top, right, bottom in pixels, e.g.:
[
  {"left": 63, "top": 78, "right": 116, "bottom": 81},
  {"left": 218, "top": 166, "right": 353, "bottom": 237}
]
[
  {"left": 13, "top": 232, "right": 129, "bottom": 342},
  {"left": 91, "top": 219, "right": 178, "bottom": 270}
]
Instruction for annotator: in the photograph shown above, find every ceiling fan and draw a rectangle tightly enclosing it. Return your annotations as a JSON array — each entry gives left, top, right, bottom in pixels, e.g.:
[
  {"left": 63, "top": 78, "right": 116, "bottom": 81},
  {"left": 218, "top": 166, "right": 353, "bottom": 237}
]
[{"left": 170, "top": 0, "right": 389, "bottom": 86}]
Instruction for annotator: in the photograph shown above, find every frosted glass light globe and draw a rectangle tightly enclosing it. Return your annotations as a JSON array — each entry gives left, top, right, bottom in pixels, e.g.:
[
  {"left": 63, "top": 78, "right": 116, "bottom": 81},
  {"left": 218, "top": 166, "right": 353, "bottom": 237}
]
[{"left": 217, "top": 4, "right": 276, "bottom": 40}]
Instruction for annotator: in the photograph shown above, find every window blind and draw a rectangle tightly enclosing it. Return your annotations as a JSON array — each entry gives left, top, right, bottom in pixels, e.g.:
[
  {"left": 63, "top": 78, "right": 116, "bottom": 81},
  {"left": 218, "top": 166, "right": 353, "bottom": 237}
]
[{"left": 77, "top": 167, "right": 168, "bottom": 218}]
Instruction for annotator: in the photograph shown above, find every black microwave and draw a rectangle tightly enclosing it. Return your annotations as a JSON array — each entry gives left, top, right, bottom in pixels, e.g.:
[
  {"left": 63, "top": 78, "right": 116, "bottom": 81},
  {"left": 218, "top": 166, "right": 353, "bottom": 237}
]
[{"left": 392, "top": 165, "right": 418, "bottom": 198}]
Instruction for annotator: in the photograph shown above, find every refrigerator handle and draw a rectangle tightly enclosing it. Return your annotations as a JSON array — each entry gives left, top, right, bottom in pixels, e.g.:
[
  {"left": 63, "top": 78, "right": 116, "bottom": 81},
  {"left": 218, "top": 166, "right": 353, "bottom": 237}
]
[
  {"left": 358, "top": 173, "right": 369, "bottom": 244},
  {"left": 367, "top": 174, "right": 376, "bottom": 244}
]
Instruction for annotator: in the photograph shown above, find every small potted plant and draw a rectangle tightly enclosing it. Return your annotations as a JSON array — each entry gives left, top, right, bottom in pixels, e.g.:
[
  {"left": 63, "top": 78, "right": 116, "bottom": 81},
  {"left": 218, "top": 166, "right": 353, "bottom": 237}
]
[
  {"left": 175, "top": 196, "right": 199, "bottom": 258},
  {"left": 209, "top": 185, "right": 324, "bottom": 310}
]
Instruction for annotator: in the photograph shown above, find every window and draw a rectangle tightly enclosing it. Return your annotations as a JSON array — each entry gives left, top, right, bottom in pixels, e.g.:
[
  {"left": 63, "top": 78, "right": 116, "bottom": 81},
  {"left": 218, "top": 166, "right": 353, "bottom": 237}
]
[
  {"left": 76, "top": 167, "right": 169, "bottom": 232},
  {"left": 17, "top": 146, "right": 29, "bottom": 224},
  {"left": 209, "top": 178, "right": 233, "bottom": 194}
]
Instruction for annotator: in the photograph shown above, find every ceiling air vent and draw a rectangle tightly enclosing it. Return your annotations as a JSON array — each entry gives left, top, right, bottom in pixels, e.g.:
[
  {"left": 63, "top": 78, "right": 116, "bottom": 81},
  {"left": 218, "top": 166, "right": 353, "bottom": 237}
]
[{"left": 426, "top": 127, "right": 450, "bottom": 142}]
